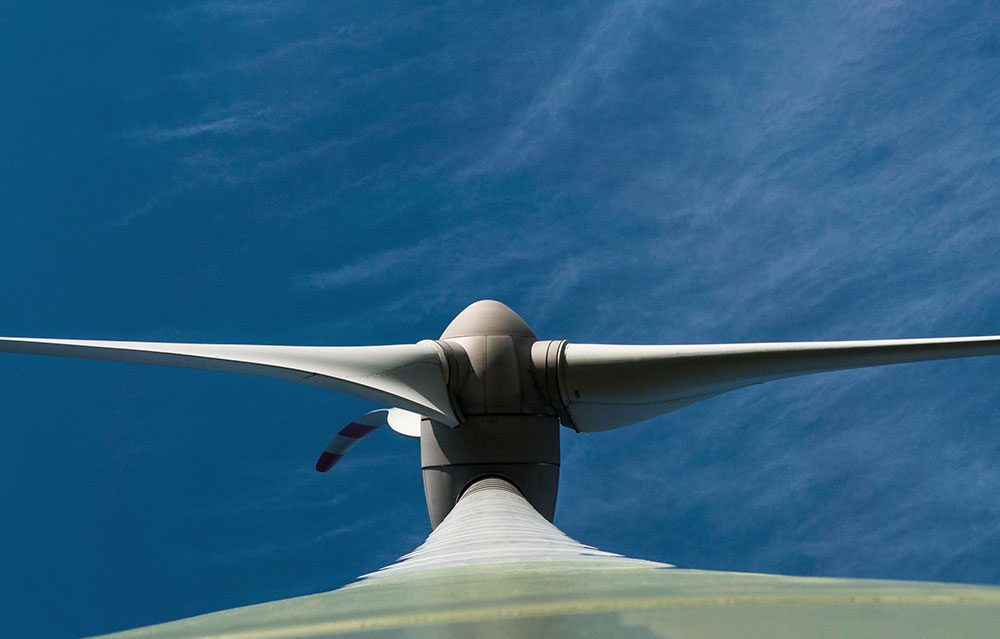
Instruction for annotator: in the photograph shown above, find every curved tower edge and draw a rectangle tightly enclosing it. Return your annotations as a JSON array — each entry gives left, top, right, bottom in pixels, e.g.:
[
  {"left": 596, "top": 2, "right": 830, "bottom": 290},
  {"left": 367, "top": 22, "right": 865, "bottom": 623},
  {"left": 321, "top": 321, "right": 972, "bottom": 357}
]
[{"left": 367, "top": 476, "right": 668, "bottom": 579}]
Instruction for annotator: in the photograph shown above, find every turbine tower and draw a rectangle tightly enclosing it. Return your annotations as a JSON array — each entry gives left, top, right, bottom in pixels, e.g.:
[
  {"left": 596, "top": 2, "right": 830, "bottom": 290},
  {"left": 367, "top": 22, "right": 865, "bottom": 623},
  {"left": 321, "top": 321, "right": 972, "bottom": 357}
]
[{"left": 6, "top": 300, "right": 1000, "bottom": 638}]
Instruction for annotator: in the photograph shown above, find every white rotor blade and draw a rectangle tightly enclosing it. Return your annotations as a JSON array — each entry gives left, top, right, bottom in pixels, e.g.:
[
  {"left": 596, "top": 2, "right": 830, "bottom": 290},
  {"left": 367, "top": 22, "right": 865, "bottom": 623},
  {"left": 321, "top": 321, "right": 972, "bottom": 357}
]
[
  {"left": 0, "top": 337, "right": 457, "bottom": 425},
  {"left": 561, "top": 336, "right": 1000, "bottom": 432}
]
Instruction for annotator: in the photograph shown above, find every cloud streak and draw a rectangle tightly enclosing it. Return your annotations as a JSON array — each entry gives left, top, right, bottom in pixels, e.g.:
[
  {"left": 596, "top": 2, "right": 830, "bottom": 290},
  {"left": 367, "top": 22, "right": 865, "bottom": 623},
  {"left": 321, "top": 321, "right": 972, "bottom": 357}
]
[{"left": 116, "top": 0, "right": 1000, "bottom": 586}]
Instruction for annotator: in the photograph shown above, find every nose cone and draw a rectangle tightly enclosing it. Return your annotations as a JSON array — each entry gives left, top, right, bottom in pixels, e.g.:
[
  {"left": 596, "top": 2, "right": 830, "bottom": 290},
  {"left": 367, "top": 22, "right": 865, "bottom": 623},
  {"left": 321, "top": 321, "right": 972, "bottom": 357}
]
[{"left": 440, "top": 300, "right": 537, "bottom": 339}]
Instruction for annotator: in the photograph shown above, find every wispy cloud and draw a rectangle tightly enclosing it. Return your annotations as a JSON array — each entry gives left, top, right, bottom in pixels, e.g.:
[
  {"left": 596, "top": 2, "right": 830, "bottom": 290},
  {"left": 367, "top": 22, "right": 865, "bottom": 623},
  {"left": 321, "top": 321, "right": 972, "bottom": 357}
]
[
  {"left": 155, "top": 1, "right": 292, "bottom": 28},
  {"left": 128, "top": 105, "right": 297, "bottom": 143},
  {"left": 112, "top": 0, "right": 1000, "bottom": 586},
  {"left": 304, "top": 236, "right": 447, "bottom": 290},
  {"left": 468, "top": 0, "right": 655, "bottom": 174}
]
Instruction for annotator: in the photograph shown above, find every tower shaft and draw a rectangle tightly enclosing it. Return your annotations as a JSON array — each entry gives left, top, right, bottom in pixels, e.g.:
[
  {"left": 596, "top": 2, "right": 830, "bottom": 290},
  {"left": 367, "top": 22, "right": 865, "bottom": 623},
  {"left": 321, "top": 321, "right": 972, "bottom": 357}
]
[{"left": 420, "top": 415, "right": 560, "bottom": 528}]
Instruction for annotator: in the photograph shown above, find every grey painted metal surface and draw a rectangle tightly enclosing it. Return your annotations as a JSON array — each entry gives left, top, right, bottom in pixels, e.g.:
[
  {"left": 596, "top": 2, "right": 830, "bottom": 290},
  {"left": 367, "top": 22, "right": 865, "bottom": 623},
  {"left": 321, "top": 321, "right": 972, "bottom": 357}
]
[
  {"left": 422, "top": 301, "right": 563, "bottom": 525},
  {"left": 369, "top": 477, "right": 664, "bottom": 578},
  {"left": 5, "top": 302, "right": 1000, "bottom": 527},
  {"left": 419, "top": 415, "right": 560, "bottom": 527},
  {"left": 5, "top": 305, "right": 1000, "bottom": 444},
  {"left": 560, "top": 336, "right": 1000, "bottom": 432},
  {"left": 0, "top": 337, "right": 457, "bottom": 424}
]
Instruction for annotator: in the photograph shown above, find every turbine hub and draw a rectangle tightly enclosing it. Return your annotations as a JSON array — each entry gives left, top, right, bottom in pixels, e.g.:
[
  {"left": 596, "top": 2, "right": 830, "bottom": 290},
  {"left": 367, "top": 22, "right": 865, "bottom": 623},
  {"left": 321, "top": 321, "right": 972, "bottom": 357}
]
[{"left": 439, "top": 300, "right": 537, "bottom": 339}]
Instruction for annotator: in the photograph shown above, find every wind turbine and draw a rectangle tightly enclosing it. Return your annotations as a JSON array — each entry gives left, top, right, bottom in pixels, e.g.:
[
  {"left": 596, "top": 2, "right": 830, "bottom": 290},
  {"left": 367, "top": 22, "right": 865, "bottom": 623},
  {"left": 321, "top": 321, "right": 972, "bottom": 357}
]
[{"left": 3, "top": 299, "right": 1000, "bottom": 637}]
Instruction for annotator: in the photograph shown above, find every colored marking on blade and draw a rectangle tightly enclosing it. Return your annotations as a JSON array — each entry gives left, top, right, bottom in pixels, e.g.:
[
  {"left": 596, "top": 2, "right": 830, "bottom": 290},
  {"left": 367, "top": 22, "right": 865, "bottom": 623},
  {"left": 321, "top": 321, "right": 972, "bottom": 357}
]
[
  {"left": 315, "top": 452, "right": 345, "bottom": 473},
  {"left": 324, "top": 435, "right": 364, "bottom": 455},
  {"left": 339, "top": 422, "right": 380, "bottom": 438}
]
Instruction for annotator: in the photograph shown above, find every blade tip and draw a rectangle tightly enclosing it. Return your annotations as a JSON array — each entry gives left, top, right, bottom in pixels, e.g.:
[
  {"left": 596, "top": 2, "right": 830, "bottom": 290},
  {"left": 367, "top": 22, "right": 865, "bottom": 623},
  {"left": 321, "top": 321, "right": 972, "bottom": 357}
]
[{"left": 315, "top": 452, "right": 344, "bottom": 472}]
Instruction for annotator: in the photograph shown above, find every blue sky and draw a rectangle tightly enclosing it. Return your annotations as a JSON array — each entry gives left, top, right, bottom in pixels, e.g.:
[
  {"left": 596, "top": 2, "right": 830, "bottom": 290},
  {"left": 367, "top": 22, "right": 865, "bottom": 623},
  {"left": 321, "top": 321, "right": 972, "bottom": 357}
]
[{"left": 2, "top": 1, "right": 999, "bottom": 637}]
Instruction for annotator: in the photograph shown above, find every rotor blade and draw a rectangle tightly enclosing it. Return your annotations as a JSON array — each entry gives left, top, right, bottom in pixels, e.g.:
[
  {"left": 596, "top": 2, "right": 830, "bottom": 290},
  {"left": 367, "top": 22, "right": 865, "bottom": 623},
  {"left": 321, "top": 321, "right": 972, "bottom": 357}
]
[
  {"left": 316, "top": 409, "right": 389, "bottom": 472},
  {"left": 560, "top": 336, "right": 1000, "bottom": 432},
  {"left": 0, "top": 337, "right": 457, "bottom": 425}
]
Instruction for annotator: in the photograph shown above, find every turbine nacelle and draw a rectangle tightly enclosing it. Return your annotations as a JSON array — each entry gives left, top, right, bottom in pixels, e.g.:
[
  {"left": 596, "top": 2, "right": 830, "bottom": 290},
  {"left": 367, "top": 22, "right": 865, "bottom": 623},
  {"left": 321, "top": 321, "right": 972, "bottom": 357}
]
[{"left": 419, "top": 301, "right": 564, "bottom": 526}]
